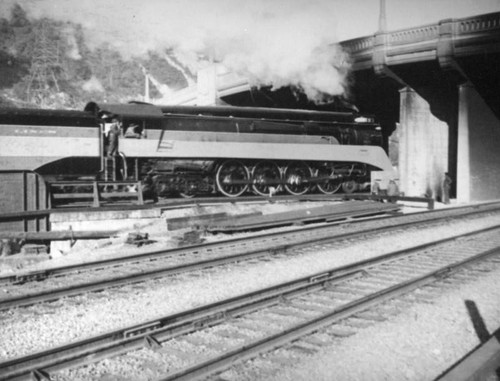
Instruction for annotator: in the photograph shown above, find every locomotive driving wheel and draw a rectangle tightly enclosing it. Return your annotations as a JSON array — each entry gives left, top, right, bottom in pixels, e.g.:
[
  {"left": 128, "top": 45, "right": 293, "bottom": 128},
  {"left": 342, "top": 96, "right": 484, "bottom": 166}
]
[
  {"left": 316, "top": 166, "right": 342, "bottom": 194},
  {"left": 216, "top": 160, "right": 250, "bottom": 197},
  {"left": 251, "top": 161, "right": 282, "bottom": 197},
  {"left": 342, "top": 180, "right": 358, "bottom": 194},
  {"left": 284, "top": 161, "right": 312, "bottom": 195}
]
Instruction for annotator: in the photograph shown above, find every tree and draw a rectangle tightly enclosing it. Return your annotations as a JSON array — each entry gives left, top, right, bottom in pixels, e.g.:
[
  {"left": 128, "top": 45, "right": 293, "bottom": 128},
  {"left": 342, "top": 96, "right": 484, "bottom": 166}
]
[
  {"left": 10, "top": 4, "right": 29, "bottom": 28},
  {"left": 86, "top": 44, "right": 144, "bottom": 102},
  {"left": 1, "top": 4, "right": 190, "bottom": 108}
]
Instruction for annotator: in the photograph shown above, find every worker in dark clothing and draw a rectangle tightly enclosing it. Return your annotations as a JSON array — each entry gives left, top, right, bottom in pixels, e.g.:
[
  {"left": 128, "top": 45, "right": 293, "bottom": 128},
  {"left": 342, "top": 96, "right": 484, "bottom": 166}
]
[
  {"left": 387, "top": 180, "right": 399, "bottom": 196},
  {"left": 142, "top": 171, "right": 158, "bottom": 203},
  {"left": 107, "top": 118, "right": 120, "bottom": 157},
  {"left": 442, "top": 172, "right": 452, "bottom": 204}
]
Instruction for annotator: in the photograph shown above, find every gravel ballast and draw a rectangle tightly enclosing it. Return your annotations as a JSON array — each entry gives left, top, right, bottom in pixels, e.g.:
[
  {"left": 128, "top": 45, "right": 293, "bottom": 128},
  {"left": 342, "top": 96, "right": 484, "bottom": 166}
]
[
  {"left": 268, "top": 268, "right": 500, "bottom": 381},
  {"left": 1, "top": 201, "right": 500, "bottom": 380}
]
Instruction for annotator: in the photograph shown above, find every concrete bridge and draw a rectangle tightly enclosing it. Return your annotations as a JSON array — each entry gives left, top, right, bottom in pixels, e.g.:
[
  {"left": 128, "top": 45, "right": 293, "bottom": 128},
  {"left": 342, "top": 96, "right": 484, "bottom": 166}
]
[
  {"left": 162, "top": 11, "right": 500, "bottom": 203},
  {"left": 342, "top": 11, "right": 500, "bottom": 203}
]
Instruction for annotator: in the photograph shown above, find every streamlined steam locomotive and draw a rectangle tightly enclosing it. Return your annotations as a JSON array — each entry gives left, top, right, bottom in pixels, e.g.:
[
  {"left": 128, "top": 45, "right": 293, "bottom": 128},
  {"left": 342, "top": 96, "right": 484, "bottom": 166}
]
[{"left": 0, "top": 102, "right": 394, "bottom": 212}]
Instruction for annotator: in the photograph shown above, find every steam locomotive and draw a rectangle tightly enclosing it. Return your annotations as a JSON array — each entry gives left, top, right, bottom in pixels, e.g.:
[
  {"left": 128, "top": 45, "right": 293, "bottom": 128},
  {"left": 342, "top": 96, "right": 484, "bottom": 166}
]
[{"left": 0, "top": 102, "right": 394, "bottom": 212}]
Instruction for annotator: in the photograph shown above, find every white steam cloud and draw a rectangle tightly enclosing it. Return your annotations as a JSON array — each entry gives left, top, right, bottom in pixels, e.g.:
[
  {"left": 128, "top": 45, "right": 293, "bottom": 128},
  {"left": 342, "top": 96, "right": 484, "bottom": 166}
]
[
  {"left": 82, "top": 75, "right": 104, "bottom": 93},
  {"left": 1, "top": 0, "right": 349, "bottom": 101}
]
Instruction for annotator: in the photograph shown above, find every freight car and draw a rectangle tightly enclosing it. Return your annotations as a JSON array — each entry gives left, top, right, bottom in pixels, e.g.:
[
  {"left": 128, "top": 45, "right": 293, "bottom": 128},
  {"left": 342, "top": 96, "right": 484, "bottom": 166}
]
[{"left": 0, "top": 102, "right": 395, "bottom": 212}]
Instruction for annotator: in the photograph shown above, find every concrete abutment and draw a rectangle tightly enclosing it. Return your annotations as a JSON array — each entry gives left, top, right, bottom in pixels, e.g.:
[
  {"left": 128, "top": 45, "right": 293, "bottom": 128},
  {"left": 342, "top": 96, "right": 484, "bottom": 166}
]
[
  {"left": 457, "top": 83, "right": 500, "bottom": 203},
  {"left": 397, "top": 88, "right": 449, "bottom": 200},
  {"left": 395, "top": 84, "right": 500, "bottom": 203}
]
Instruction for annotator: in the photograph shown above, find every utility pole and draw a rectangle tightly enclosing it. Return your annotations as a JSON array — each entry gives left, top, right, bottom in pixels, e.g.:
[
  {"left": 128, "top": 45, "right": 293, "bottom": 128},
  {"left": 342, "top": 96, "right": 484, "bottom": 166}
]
[
  {"left": 26, "top": 19, "right": 62, "bottom": 107},
  {"left": 140, "top": 64, "right": 150, "bottom": 102},
  {"left": 139, "top": 63, "right": 173, "bottom": 102},
  {"left": 378, "top": 0, "right": 387, "bottom": 33}
]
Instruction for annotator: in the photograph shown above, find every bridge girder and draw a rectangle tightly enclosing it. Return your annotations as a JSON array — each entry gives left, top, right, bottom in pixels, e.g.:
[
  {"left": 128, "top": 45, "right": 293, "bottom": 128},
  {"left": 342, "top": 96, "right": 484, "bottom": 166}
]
[{"left": 342, "top": 12, "right": 500, "bottom": 121}]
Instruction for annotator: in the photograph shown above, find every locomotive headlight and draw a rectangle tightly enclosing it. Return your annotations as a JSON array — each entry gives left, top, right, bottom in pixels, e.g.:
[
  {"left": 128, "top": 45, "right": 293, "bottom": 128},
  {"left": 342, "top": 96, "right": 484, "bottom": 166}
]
[{"left": 354, "top": 116, "right": 374, "bottom": 123}]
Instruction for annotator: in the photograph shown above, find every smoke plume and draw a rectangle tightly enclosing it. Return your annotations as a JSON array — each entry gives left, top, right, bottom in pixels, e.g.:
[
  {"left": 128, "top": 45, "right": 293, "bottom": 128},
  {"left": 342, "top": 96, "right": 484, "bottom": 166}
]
[{"left": 1, "top": 0, "right": 349, "bottom": 101}]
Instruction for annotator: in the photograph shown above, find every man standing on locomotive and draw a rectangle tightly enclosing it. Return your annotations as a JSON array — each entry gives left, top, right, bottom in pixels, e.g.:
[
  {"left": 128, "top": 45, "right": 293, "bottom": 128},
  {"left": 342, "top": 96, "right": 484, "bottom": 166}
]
[
  {"left": 107, "top": 117, "right": 121, "bottom": 157},
  {"left": 442, "top": 172, "right": 452, "bottom": 204}
]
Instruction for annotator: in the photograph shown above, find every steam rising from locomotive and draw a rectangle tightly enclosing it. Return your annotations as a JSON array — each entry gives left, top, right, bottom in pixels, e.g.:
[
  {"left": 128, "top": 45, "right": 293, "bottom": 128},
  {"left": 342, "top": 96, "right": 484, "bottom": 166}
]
[{"left": 2, "top": 0, "right": 349, "bottom": 102}]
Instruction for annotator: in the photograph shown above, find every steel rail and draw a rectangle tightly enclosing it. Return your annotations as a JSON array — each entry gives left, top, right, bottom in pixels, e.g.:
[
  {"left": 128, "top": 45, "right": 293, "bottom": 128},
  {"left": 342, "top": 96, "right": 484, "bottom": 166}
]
[
  {"left": 0, "top": 193, "right": 371, "bottom": 219},
  {"left": 1, "top": 194, "right": 383, "bottom": 235},
  {"left": 0, "top": 204, "right": 395, "bottom": 284},
  {"left": 157, "top": 246, "right": 500, "bottom": 381},
  {"left": 1, "top": 225, "right": 500, "bottom": 380},
  {"left": 0, "top": 271, "right": 363, "bottom": 380},
  {"left": 2, "top": 201, "right": 500, "bottom": 286},
  {"left": 47, "top": 192, "right": 432, "bottom": 211},
  {"left": 1, "top": 219, "right": 500, "bottom": 312}
]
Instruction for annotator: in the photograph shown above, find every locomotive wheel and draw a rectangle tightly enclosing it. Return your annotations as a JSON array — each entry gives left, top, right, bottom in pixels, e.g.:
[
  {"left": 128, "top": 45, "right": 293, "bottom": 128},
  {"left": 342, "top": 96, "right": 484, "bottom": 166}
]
[
  {"left": 316, "top": 167, "right": 342, "bottom": 194},
  {"left": 284, "top": 162, "right": 312, "bottom": 195},
  {"left": 252, "top": 161, "right": 282, "bottom": 197},
  {"left": 215, "top": 160, "right": 250, "bottom": 197},
  {"left": 342, "top": 180, "right": 358, "bottom": 194}
]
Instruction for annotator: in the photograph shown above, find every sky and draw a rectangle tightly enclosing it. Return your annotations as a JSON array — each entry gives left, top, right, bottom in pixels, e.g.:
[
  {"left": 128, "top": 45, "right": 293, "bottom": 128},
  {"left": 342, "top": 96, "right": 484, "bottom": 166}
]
[
  {"left": 337, "top": 0, "right": 500, "bottom": 39},
  {"left": 1, "top": 0, "right": 499, "bottom": 100},
  {"left": 2, "top": 0, "right": 497, "bottom": 44}
]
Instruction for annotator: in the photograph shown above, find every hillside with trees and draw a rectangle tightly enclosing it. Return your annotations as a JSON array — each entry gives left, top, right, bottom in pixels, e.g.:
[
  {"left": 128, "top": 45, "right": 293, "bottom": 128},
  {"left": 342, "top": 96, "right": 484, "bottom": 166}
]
[{"left": 0, "top": 4, "right": 191, "bottom": 109}]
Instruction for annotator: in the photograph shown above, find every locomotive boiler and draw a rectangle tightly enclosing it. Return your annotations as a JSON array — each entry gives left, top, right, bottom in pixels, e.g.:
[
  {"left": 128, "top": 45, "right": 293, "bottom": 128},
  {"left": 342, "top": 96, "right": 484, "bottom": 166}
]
[{"left": 0, "top": 102, "right": 395, "bottom": 212}]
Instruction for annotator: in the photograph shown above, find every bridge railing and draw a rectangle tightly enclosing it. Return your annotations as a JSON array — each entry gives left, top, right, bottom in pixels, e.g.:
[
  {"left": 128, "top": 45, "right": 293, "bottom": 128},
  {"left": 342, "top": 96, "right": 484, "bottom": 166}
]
[
  {"left": 341, "top": 11, "right": 500, "bottom": 55},
  {"left": 342, "top": 36, "right": 374, "bottom": 54},
  {"left": 388, "top": 24, "right": 439, "bottom": 45},
  {"left": 457, "top": 12, "right": 500, "bottom": 33}
]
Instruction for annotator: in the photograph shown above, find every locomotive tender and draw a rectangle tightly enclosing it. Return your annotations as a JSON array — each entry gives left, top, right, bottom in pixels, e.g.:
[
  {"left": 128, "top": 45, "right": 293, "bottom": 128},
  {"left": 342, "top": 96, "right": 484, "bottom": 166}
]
[{"left": 0, "top": 102, "right": 394, "bottom": 212}]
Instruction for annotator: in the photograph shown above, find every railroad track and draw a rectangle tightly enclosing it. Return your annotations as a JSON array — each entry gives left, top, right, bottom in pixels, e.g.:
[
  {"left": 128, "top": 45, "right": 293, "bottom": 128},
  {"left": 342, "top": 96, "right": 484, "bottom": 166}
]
[
  {"left": 4, "top": 201, "right": 499, "bottom": 286},
  {"left": 1, "top": 224, "right": 500, "bottom": 380},
  {"left": 2, "top": 193, "right": 394, "bottom": 235},
  {"left": 1, "top": 202, "right": 500, "bottom": 311},
  {"left": 49, "top": 192, "right": 433, "bottom": 211}
]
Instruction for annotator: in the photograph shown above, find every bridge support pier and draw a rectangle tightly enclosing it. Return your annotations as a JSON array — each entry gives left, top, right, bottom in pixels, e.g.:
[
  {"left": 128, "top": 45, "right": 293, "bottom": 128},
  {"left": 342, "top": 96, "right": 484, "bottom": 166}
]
[
  {"left": 398, "top": 88, "right": 449, "bottom": 200},
  {"left": 457, "top": 83, "right": 500, "bottom": 203}
]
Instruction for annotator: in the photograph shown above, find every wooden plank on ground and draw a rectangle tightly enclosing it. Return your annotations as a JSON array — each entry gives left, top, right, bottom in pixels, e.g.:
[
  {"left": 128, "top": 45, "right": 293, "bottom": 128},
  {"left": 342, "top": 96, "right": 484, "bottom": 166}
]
[
  {"left": 207, "top": 201, "right": 400, "bottom": 232},
  {"left": 0, "top": 230, "right": 118, "bottom": 240}
]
